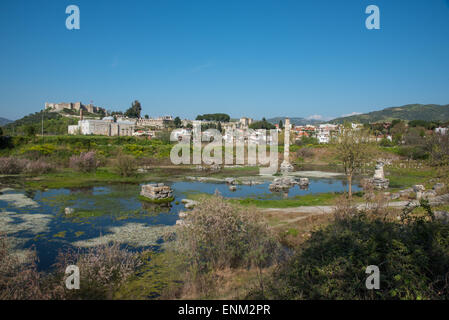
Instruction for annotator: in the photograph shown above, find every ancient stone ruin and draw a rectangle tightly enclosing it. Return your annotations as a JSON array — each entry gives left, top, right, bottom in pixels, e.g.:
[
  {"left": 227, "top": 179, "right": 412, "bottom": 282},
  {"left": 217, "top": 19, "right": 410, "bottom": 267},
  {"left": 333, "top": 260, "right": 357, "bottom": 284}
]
[
  {"left": 280, "top": 118, "right": 294, "bottom": 173},
  {"left": 412, "top": 184, "right": 437, "bottom": 200},
  {"left": 269, "top": 176, "right": 309, "bottom": 192},
  {"left": 140, "top": 183, "right": 174, "bottom": 203},
  {"left": 195, "top": 164, "right": 221, "bottom": 172},
  {"left": 369, "top": 161, "right": 389, "bottom": 189}
]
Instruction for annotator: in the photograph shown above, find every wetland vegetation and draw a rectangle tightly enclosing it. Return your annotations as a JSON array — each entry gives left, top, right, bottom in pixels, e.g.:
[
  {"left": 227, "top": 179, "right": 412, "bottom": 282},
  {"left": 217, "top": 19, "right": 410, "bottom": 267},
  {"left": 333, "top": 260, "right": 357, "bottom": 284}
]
[{"left": 1, "top": 128, "right": 448, "bottom": 300}]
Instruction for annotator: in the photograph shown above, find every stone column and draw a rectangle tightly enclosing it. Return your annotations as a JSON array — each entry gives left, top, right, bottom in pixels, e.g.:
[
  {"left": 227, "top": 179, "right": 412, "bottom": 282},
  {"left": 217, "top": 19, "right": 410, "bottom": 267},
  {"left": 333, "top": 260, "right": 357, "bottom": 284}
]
[
  {"left": 280, "top": 118, "right": 294, "bottom": 172},
  {"left": 284, "top": 118, "right": 290, "bottom": 160}
]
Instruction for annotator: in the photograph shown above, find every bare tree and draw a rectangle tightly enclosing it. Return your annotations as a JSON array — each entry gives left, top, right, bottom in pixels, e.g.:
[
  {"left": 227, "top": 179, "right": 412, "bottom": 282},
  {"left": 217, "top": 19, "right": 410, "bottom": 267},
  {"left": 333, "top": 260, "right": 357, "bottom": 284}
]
[{"left": 333, "top": 127, "right": 372, "bottom": 197}]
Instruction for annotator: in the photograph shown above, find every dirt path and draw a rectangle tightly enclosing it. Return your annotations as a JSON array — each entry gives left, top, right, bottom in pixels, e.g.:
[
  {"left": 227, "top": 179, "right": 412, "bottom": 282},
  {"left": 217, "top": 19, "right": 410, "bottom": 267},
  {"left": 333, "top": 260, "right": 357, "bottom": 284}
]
[{"left": 263, "top": 194, "right": 449, "bottom": 215}]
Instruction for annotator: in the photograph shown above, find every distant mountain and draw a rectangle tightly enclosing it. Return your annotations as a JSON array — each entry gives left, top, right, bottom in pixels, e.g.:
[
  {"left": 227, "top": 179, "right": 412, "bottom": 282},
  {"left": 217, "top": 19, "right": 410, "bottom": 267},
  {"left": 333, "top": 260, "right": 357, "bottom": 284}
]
[
  {"left": 267, "top": 117, "right": 323, "bottom": 126},
  {"left": 0, "top": 117, "right": 12, "bottom": 126},
  {"left": 330, "top": 104, "right": 449, "bottom": 124}
]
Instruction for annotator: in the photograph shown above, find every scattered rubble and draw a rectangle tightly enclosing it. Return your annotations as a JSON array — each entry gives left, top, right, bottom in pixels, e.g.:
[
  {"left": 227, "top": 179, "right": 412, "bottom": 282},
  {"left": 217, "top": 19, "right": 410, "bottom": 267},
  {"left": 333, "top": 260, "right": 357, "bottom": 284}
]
[{"left": 269, "top": 176, "right": 309, "bottom": 192}]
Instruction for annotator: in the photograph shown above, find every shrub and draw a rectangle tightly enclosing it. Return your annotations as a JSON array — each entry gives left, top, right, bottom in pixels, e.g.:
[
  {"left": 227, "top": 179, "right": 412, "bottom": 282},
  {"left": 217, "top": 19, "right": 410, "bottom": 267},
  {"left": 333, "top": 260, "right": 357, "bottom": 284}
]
[
  {"left": 262, "top": 202, "right": 449, "bottom": 300},
  {"left": 379, "top": 137, "right": 394, "bottom": 147},
  {"left": 426, "top": 133, "right": 449, "bottom": 166},
  {"left": 113, "top": 153, "right": 137, "bottom": 177},
  {"left": 177, "top": 195, "right": 281, "bottom": 275},
  {"left": 24, "top": 159, "right": 54, "bottom": 175},
  {"left": 0, "top": 234, "right": 46, "bottom": 300},
  {"left": 69, "top": 151, "right": 100, "bottom": 173},
  {"left": 154, "top": 130, "right": 171, "bottom": 144},
  {"left": 295, "top": 147, "right": 314, "bottom": 159},
  {"left": 0, "top": 157, "right": 55, "bottom": 175},
  {"left": 23, "top": 144, "right": 56, "bottom": 157},
  {"left": 53, "top": 242, "right": 143, "bottom": 299},
  {"left": 0, "top": 235, "right": 143, "bottom": 300},
  {"left": 397, "top": 146, "right": 428, "bottom": 160},
  {"left": 0, "top": 157, "right": 28, "bottom": 174},
  {"left": 295, "top": 136, "right": 319, "bottom": 146}
]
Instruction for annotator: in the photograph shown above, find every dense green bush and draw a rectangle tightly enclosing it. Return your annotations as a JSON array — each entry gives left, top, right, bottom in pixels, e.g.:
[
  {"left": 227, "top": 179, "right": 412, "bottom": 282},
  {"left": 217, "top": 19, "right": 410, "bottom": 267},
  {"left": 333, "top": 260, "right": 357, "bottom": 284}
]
[
  {"left": 261, "top": 203, "right": 449, "bottom": 300},
  {"left": 396, "top": 146, "right": 428, "bottom": 160}
]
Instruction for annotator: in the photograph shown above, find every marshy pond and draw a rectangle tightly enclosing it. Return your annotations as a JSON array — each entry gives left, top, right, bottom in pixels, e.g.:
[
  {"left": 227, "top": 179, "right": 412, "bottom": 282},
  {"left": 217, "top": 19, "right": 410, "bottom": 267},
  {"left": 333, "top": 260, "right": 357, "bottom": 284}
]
[{"left": 0, "top": 175, "right": 360, "bottom": 270}]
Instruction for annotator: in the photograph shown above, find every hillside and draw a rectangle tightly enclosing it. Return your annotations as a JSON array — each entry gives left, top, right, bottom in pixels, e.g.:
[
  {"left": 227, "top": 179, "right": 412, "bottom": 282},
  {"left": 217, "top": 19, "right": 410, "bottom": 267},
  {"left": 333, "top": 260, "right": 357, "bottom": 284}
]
[
  {"left": 0, "top": 117, "right": 12, "bottom": 126},
  {"left": 330, "top": 104, "right": 449, "bottom": 124},
  {"left": 267, "top": 117, "right": 322, "bottom": 126},
  {"left": 3, "top": 111, "right": 77, "bottom": 135}
]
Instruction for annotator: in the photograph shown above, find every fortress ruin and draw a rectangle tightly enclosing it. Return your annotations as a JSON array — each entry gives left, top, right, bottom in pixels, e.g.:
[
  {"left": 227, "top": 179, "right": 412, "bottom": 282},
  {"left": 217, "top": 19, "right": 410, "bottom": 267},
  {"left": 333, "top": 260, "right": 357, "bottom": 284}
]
[{"left": 45, "top": 102, "right": 106, "bottom": 114}]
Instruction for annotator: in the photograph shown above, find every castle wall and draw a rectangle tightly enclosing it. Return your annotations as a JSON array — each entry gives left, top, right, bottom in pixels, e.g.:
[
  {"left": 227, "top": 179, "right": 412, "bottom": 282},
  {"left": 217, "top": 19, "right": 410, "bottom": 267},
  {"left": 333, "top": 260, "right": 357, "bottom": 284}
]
[{"left": 45, "top": 102, "right": 106, "bottom": 115}]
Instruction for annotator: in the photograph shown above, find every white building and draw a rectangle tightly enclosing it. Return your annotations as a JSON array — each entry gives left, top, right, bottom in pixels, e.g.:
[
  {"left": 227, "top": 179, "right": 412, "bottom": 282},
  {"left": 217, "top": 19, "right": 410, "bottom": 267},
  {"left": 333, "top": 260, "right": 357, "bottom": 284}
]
[
  {"left": 68, "top": 118, "right": 135, "bottom": 136},
  {"left": 435, "top": 127, "right": 448, "bottom": 135},
  {"left": 317, "top": 131, "right": 330, "bottom": 144},
  {"left": 172, "top": 128, "right": 192, "bottom": 141}
]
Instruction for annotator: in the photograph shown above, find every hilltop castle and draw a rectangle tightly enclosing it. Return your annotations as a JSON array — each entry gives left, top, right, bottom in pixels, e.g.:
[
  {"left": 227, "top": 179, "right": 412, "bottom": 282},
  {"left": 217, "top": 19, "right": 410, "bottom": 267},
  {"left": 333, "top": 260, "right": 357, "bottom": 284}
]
[{"left": 45, "top": 102, "right": 106, "bottom": 114}]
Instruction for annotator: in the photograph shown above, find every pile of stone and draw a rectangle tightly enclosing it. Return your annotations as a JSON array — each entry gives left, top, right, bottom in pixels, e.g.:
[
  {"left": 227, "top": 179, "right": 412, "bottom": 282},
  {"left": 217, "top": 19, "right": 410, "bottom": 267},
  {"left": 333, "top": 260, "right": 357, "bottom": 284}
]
[
  {"left": 269, "top": 176, "right": 309, "bottom": 192},
  {"left": 181, "top": 199, "right": 198, "bottom": 209},
  {"left": 298, "top": 178, "right": 310, "bottom": 187},
  {"left": 413, "top": 184, "right": 437, "bottom": 200},
  {"left": 388, "top": 183, "right": 445, "bottom": 201},
  {"left": 178, "top": 211, "right": 189, "bottom": 218},
  {"left": 140, "top": 183, "right": 174, "bottom": 201},
  {"left": 280, "top": 162, "right": 294, "bottom": 173},
  {"left": 369, "top": 161, "right": 389, "bottom": 189}
]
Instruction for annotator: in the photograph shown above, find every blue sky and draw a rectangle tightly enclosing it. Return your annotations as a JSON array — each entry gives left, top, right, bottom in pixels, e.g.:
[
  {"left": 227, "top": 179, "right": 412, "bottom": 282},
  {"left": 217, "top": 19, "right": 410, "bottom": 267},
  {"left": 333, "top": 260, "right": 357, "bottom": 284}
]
[{"left": 1, "top": 0, "right": 449, "bottom": 120}]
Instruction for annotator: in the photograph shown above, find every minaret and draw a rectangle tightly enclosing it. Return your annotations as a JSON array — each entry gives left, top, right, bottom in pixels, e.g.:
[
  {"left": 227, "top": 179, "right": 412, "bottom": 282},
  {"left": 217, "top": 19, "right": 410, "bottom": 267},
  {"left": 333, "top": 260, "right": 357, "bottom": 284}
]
[{"left": 280, "top": 118, "right": 294, "bottom": 173}]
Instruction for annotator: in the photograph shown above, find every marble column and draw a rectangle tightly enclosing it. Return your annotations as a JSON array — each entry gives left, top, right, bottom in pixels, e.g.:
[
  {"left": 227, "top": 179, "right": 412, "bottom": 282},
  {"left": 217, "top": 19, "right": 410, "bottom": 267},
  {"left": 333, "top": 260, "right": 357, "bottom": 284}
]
[{"left": 280, "top": 118, "right": 294, "bottom": 172}]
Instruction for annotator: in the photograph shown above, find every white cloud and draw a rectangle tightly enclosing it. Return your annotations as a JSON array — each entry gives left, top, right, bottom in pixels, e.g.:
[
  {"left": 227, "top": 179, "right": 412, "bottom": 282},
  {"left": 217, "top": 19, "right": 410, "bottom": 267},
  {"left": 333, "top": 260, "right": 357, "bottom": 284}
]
[
  {"left": 340, "top": 112, "right": 362, "bottom": 118},
  {"left": 307, "top": 114, "right": 332, "bottom": 121}
]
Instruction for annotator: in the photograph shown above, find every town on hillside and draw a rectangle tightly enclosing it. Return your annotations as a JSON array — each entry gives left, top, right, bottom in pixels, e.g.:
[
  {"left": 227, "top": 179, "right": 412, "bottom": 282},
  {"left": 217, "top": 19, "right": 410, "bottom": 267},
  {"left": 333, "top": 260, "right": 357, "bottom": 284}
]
[{"left": 43, "top": 101, "right": 449, "bottom": 146}]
